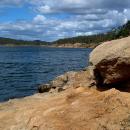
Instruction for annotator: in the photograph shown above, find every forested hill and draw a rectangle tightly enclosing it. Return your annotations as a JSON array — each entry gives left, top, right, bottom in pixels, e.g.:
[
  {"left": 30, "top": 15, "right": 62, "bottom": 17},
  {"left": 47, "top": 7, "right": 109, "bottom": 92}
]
[
  {"left": 0, "top": 21, "right": 130, "bottom": 46},
  {"left": 0, "top": 37, "right": 49, "bottom": 46},
  {"left": 53, "top": 21, "right": 130, "bottom": 45}
]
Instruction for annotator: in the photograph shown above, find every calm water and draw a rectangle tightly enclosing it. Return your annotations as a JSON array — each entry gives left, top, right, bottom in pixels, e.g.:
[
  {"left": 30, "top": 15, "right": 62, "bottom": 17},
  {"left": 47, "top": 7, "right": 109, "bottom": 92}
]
[{"left": 0, "top": 46, "right": 92, "bottom": 102}]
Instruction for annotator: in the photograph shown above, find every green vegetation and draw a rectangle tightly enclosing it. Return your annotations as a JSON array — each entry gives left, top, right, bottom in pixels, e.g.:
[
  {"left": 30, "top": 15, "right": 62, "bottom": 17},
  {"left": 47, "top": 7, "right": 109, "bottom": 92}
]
[
  {"left": 0, "top": 21, "right": 130, "bottom": 46},
  {"left": 0, "top": 38, "right": 49, "bottom": 46}
]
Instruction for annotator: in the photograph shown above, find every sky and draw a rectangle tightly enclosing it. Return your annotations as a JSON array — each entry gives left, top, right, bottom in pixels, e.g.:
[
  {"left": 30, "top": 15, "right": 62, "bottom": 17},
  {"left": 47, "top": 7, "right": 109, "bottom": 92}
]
[{"left": 0, "top": 0, "right": 130, "bottom": 41}]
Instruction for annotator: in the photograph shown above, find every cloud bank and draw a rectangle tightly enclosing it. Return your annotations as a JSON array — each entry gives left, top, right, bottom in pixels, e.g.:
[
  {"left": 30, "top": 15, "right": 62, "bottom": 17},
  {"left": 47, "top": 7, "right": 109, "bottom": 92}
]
[{"left": 0, "top": 0, "right": 130, "bottom": 41}]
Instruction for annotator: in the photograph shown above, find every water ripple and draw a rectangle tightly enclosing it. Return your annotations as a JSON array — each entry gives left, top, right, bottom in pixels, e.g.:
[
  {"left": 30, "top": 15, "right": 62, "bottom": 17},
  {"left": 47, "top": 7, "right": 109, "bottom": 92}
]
[{"left": 0, "top": 46, "right": 92, "bottom": 102}]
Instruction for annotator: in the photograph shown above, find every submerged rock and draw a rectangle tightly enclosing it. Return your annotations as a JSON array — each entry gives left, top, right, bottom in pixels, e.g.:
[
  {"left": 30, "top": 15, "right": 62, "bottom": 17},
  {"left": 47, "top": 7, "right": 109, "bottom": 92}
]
[{"left": 89, "top": 36, "right": 130, "bottom": 87}]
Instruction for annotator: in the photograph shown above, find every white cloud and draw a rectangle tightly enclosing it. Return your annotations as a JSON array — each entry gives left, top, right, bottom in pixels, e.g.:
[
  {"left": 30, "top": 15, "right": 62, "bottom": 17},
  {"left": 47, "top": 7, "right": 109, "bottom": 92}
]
[
  {"left": 37, "top": 5, "right": 52, "bottom": 14},
  {"left": 0, "top": 0, "right": 23, "bottom": 7},
  {"left": 28, "top": 0, "right": 130, "bottom": 14},
  {"left": 33, "top": 15, "right": 46, "bottom": 23},
  {"left": 0, "top": 0, "right": 130, "bottom": 41}
]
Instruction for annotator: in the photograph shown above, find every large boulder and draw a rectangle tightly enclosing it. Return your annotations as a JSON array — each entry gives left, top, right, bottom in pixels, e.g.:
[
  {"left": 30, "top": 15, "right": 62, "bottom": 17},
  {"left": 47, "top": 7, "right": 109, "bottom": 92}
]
[{"left": 89, "top": 36, "right": 130, "bottom": 86}]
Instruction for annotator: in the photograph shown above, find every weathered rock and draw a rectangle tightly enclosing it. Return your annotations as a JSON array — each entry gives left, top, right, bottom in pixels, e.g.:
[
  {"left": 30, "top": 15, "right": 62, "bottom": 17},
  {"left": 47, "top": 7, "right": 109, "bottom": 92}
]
[
  {"left": 89, "top": 36, "right": 130, "bottom": 86},
  {"left": 50, "top": 71, "right": 71, "bottom": 88},
  {"left": 1, "top": 88, "right": 130, "bottom": 130},
  {"left": 38, "top": 70, "right": 94, "bottom": 93},
  {"left": 38, "top": 71, "right": 77, "bottom": 93},
  {"left": 38, "top": 84, "right": 51, "bottom": 93}
]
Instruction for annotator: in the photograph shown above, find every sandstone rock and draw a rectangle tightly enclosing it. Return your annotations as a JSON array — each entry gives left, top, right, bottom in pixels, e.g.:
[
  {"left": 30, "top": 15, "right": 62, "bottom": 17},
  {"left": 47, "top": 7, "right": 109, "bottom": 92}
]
[
  {"left": 1, "top": 88, "right": 130, "bottom": 130},
  {"left": 38, "top": 71, "right": 77, "bottom": 93},
  {"left": 38, "top": 70, "right": 94, "bottom": 93},
  {"left": 89, "top": 36, "right": 130, "bottom": 86},
  {"left": 50, "top": 71, "right": 71, "bottom": 88}
]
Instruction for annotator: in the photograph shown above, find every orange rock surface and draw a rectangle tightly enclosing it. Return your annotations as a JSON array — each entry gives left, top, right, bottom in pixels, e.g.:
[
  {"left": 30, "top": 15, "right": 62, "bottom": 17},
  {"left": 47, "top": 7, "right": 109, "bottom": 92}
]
[{"left": 0, "top": 86, "right": 130, "bottom": 130}]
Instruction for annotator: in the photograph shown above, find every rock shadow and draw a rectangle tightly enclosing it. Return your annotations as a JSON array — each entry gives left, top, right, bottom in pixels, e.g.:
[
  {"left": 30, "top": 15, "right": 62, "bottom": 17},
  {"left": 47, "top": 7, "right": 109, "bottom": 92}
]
[
  {"left": 96, "top": 80, "right": 130, "bottom": 93},
  {"left": 93, "top": 67, "right": 130, "bottom": 93}
]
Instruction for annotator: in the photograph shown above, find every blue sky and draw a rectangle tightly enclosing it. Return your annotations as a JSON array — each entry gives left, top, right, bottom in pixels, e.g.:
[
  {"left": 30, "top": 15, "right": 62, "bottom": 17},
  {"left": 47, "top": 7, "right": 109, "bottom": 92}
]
[
  {"left": 0, "top": 6, "right": 34, "bottom": 22},
  {"left": 0, "top": 0, "right": 130, "bottom": 41}
]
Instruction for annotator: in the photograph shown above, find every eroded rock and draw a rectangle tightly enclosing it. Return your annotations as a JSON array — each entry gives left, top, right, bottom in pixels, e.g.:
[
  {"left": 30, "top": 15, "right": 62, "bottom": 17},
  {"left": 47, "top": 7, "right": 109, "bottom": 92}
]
[
  {"left": 38, "top": 84, "right": 51, "bottom": 93},
  {"left": 1, "top": 88, "right": 130, "bottom": 130},
  {"left": 38, "top": 70, "right": 93, "bottom": 93},
  {"left": 38, "top": 71, "right": 76, "bottom": 93},
  {"left": 89, "top": 36, "right": 130, "bottom": 88}
]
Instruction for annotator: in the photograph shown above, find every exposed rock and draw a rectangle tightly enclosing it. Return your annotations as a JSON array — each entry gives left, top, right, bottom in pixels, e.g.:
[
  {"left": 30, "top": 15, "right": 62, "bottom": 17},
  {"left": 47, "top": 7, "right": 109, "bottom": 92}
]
[
  {"left": 50, "top": 71, "right": 74, "bottom": 88},
  {"left": 38, "top": 70, "right": 94, "bottom": 93},
  {"left": 89, "top": 36, "right": 130, "bottom": 87},
  {"left": 38, "top": 71, "right": 76, "bottom": 93},
  {"left": 1, "top": 88, "right": 130, "bottom": 130},
  {"left": 38, "top": 84, "right": 51, "bottom": 93}
]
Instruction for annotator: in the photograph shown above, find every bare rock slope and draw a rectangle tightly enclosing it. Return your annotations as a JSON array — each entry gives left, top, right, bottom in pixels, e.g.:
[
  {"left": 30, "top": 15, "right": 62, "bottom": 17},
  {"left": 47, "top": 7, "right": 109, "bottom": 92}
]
[{"left": 1, "top": 87, "right": 130, "bottom": 130}]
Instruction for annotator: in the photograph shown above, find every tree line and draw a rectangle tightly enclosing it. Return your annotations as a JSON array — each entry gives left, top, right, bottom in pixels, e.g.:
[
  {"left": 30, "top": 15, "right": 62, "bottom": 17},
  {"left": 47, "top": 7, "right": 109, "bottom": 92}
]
[{"left": 0, "top": 38, "right": 49, "bottom": 46}]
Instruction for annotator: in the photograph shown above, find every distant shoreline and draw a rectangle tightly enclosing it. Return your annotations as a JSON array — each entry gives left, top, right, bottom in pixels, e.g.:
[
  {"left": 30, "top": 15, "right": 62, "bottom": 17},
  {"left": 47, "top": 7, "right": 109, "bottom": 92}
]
[{"left": 0, "top": 43, "right": 98, "bottom": 49}]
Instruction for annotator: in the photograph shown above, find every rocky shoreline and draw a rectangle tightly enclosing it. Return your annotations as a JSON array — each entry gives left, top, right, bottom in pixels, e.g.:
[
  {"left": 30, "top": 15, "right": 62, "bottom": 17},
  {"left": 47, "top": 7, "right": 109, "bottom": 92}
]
[
  {"left": 0, "top": 36, "right": 130, "bottom": 130},
  {"left": 38, "top": 69, "right": 94, "bottom": 94}
]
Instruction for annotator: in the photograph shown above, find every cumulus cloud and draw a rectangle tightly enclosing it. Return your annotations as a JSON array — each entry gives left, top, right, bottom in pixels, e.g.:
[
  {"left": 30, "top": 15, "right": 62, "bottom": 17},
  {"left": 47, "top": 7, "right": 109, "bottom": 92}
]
[
  {"left": 33, "top": 15, "right": 46, "bottom": 23},
  {"left": 0, "top": 0, "right": 130, "bottom": 41}
]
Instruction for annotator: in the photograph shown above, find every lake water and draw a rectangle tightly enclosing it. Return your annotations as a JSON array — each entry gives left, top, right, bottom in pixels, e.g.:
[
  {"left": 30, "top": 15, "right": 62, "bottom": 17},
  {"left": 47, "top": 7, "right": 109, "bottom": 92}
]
[{"left": 0, "top": 46, "right": 92, "bottom": 102}]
